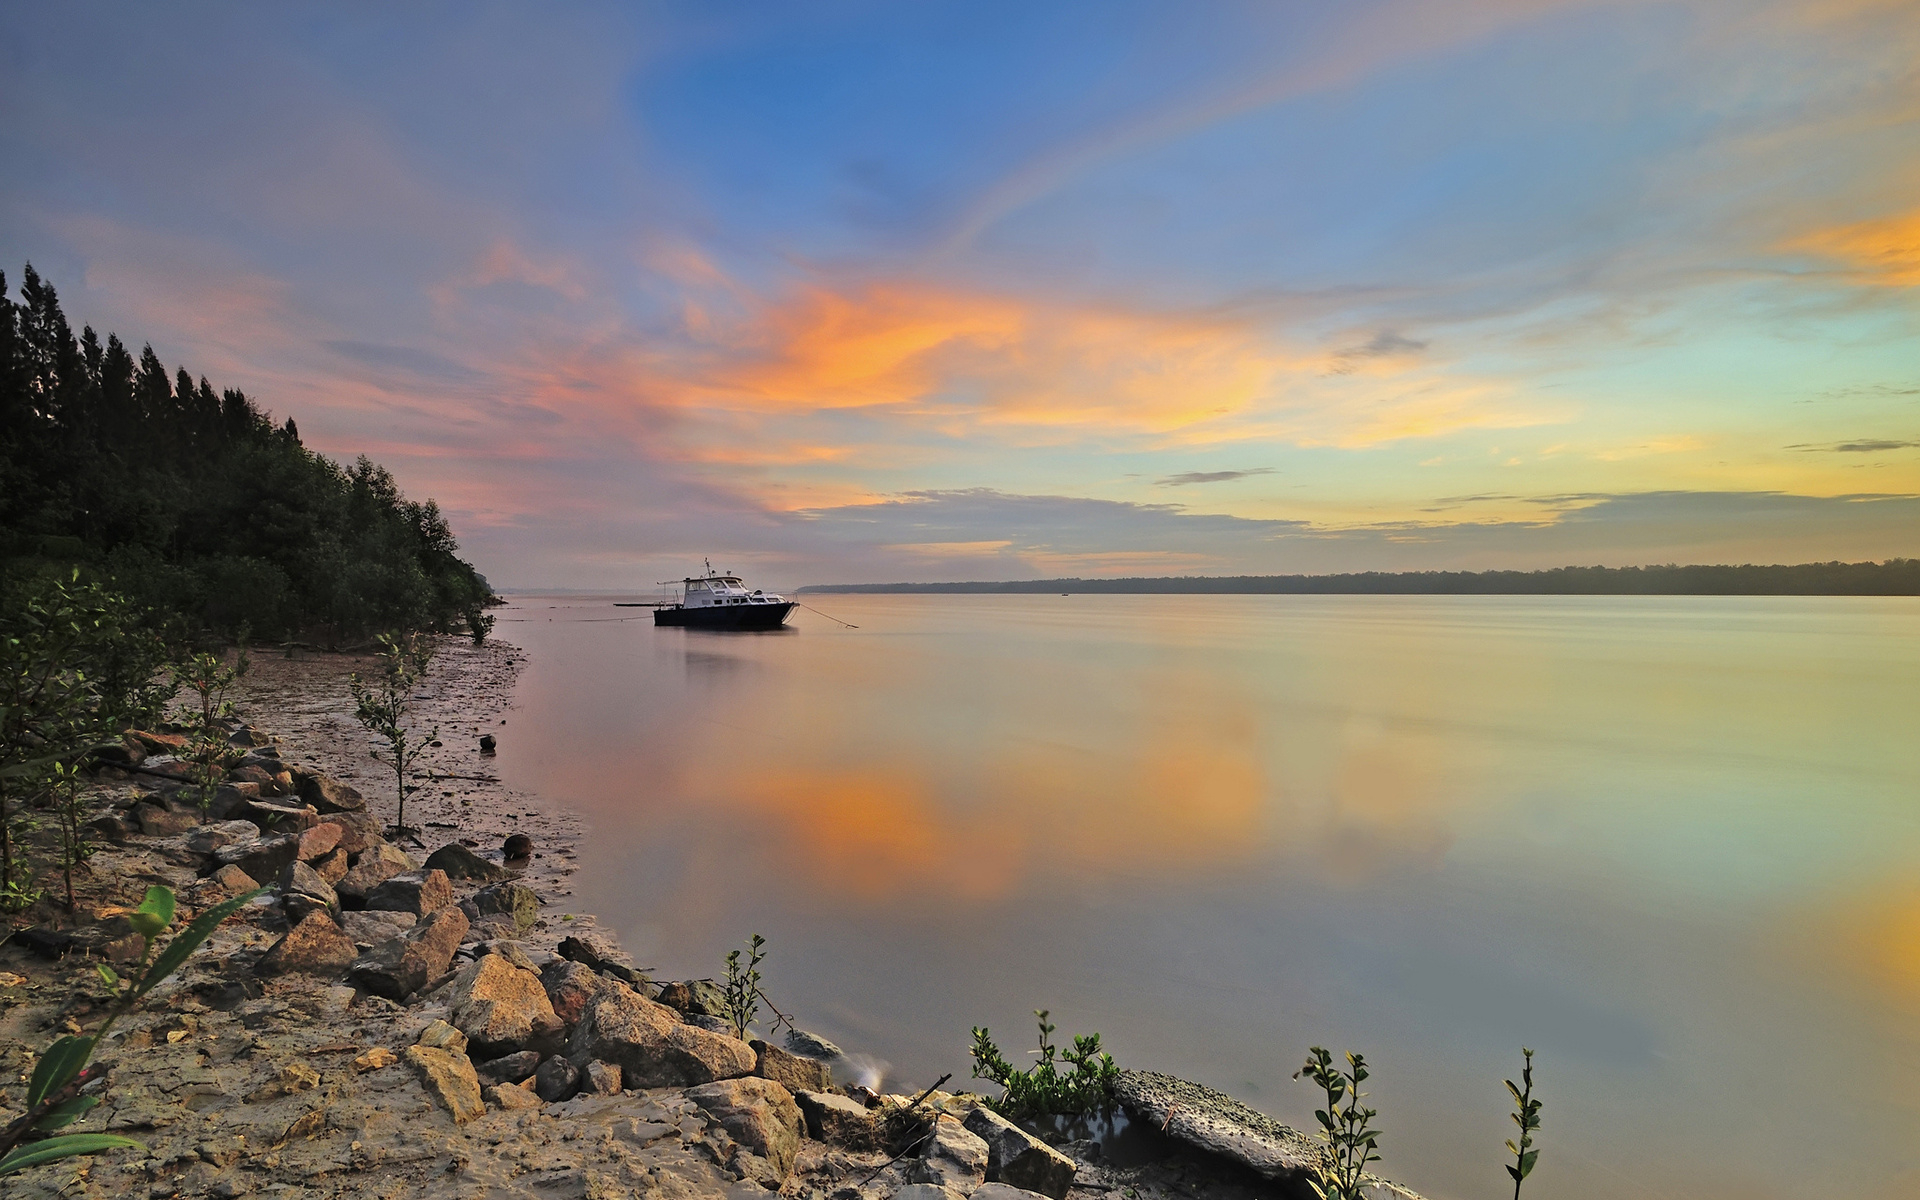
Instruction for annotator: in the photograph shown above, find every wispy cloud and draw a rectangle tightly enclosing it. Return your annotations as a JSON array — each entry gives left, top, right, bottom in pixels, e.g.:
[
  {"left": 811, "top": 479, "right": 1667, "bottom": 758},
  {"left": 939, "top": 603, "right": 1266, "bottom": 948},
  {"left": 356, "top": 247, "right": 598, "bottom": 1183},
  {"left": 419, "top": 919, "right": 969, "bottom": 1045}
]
[
  {"left": 1156, "top": 468, "right": 1276, "bottom": 486},
  {"left": 1788, "top": 439, "right": 1920, "bottom": 453}
]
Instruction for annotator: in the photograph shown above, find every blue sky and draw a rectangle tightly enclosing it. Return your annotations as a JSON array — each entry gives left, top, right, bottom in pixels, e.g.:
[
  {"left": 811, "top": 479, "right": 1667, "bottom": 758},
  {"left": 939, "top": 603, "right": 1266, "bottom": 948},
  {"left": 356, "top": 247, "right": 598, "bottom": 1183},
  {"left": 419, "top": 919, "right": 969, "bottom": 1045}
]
[{"left": 3, "top": 0, "right": 1915, "bottom": 586}]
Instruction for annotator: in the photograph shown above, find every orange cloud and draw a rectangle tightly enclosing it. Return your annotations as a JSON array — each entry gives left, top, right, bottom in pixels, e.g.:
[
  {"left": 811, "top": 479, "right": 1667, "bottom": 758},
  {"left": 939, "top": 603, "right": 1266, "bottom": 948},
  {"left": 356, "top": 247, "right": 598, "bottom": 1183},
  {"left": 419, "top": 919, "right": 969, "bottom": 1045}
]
[{"left": 1789, "top": 206, "right": 1920, "bottom": 286}]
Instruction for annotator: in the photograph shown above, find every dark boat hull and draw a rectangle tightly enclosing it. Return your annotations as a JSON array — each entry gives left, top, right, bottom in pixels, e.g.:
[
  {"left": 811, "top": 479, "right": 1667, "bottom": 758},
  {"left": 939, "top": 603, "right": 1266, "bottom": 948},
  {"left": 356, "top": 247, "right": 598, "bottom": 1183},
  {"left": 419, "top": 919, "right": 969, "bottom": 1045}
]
[{"left": 654, "top": 602, "right": 795, "bottom": 630}]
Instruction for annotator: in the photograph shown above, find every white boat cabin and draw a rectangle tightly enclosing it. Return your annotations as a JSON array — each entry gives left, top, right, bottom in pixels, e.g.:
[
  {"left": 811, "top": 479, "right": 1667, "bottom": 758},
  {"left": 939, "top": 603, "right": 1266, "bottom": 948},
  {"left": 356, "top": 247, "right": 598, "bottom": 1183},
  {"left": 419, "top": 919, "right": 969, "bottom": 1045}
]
[{"left": 679, "top": 575, "right": 787, "bottom": 609}]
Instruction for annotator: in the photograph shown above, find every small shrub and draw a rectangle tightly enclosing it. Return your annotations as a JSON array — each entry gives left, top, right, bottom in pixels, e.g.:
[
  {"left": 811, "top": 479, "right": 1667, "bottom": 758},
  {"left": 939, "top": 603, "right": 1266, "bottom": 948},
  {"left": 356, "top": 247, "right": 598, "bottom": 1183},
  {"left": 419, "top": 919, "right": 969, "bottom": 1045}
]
[
  {"left": 722, "top": 933, "right": 766, "bottom": 1040},
  {"left": 1294, "top": 1047, "right": 1381, "bottom": 1200},
  {"left": 348, "top": 632, "right": 438, "bottom": 838},
  {"left": 1504, "top": 1048, "right": 1542, "bottom": 1197},
  {"left": 969, "top": 1009, "right": 1118, "bottom": 1118},
  {"left": 169, "top": 648, "right": 249, "bottom": 821}
]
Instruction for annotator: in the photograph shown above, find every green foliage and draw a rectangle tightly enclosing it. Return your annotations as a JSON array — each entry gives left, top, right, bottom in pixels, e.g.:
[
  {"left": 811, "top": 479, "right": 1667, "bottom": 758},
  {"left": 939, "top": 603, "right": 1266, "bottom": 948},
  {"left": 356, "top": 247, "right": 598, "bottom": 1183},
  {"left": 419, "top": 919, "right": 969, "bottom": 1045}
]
[
  {"left": 169, "top": 648, "right": 249, "bottom": 819},
  {"left": 348, "top": 632, "right": 438, "bottom": 837},
  {"left": 47, "top": 761, "right": 91, "bottom": 911},
  {"left": 968, "top": 1009, "right": 1118, "bottom": 1118},
  {"left": 0, "top": 884, "right": 263, "bottom": 1176},
  {"left": 0, "top": 264, "right": 496, "bottom": 642},
  {"left": 1294, "top": 1047, "right": 1382, "bottom": 1200},
  {"left": 722, "top": 933, "right": 767, "bottom": 1041},
  {"left": 1504, "top": 1048, "right": 1542, "bottom": 1198}
]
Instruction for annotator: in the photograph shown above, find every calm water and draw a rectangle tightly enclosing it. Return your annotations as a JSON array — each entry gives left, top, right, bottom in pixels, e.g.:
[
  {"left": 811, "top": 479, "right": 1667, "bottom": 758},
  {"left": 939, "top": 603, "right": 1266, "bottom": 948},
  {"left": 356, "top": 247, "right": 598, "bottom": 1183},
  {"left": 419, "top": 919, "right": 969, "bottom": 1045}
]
[{"left": 494, "top": 594, "right": 1920, "bottom": 1200}]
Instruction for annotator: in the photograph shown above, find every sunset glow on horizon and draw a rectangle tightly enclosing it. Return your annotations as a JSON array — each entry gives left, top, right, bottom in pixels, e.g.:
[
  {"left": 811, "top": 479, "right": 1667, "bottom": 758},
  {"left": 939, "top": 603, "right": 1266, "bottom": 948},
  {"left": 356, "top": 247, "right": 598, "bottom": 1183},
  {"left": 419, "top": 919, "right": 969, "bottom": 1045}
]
[{"left": 3, "top": 1, "right": 1916, "bottom": 588}]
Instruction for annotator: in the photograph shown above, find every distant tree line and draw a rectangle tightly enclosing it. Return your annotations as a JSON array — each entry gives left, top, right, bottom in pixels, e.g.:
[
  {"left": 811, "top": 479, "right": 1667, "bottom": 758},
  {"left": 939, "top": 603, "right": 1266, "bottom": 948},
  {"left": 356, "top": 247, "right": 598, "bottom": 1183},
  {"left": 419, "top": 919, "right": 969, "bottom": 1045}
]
[
  {"left": 0, "top": 264, "right": 495, "bottom": 642},
  {"left": 799, "top": 560, "right": 1920, "bottom": 596}
]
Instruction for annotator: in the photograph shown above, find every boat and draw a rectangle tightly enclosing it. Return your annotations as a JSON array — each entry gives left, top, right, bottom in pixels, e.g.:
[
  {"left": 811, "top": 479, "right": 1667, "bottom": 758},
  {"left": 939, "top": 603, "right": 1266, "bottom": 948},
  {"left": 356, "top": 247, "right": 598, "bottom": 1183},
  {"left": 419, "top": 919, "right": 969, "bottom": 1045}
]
[{"left": 653, "top": 562, "right": 797, "bottom": 630}]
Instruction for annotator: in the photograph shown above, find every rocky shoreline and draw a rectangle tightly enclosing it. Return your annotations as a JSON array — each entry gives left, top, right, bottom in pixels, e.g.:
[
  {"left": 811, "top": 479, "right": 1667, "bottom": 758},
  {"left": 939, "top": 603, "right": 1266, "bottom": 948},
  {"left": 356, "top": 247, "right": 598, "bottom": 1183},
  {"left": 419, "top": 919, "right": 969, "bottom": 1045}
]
[{"left": 0, "top": 636, "right": 1424, "bottom": 1200}]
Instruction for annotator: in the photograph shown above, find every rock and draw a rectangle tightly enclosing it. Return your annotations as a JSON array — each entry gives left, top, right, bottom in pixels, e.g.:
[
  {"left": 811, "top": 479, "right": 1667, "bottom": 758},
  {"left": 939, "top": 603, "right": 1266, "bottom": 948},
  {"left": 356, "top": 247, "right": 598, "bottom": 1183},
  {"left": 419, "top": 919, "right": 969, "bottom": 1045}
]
[
  {"left": 278, "top": 860, "right": 338, "bottom": 913},
  {"left": 128, "top": 729, "right": 189, "bottom": 755},
  {"left": 135, "top": 803, "right": 204, "bottom": 836},
  {"left": 557, "top": 931, "right": 650, "bottom": 989},
  {"left": 340, "top": 909, "right": 416, "bottom": 946},
  {"left": 364, "top": 868, "right": 453, "bottom": 917},
  {"left": 963, "top": 1107, "right": 1077, "bottom": 1199},
  {"left": 467, "top": 880, "right": 538, "bottom": 931},
  {"left": 907, "top": 1118, "right": 990, "bottom": 1190},
  {"left": 534, "top": 1055, "right": 580, "bottom": 1102},
  {"left": 502, "top": 832, "right": 529, "bottom": 858},
  {"left": 582, "top": 1060, "right": 623, "bottom": 1095},
  {"left": 753, "top": 1039, "right": 830, "bottom": 1091},
  {"left": 655, "top": 978, "right": 727, "bottom": 1017},
  {"left": 418, "top": 1019, "right": 468, "bottom": 1053},
  {"left": 87, "top": 737, "right": 145, "bottom": 768},
  {"left": 567, "top": 987, "right": 756, "bottom": 1088},
  {"left": 542, "top": 959, "right": 616, "bottom": 1026},
  {"left": 209, "top": 864, "right": 259, "bottom": 894},
  {"left": 243, "top": 798, "right": 322, "bottom": 833},
  {"left": 404, "top": 1044, "right": 483, "bottom": 1124},
  {"left": 84, "top": 812, "right": 134, "bottom": 843},
  {"left": 423, "top": 842, "right": 513, "bottom": 882},
  {"left": 297, "top": 822, "right": 343, "bottom": 860},
  {"left": 475, "top": 1050, "right": 542, "bottom": 1085},
  {"left": 1111, "top": 1069, "right": 1322, "bottom": 1182},
  {"left": 686, "top": 1013, "right": 732, "bottom": 1036},
  {"left": 479, "top": 734, "right": 497, "bottom": 754},
  {"left": 973, "top": 1186, "right": 1054, "bottom": 1200},
  {"left": 445, "top": 954, "right": 565, "bottom": 1057},
  {"left": 794, "top": 1090, "right": 884, "bottom": 1151},
  {"left": 12, "top": 927, "right": 73, "bottom": 960},
  {"left": 487, "top": 1082, "right": 543, "bottom": 1111},
  {"left": 347, "top": 907, "right": 469, "bottom": 1000},
  {"left": 186, "top": 820, "right": 262, "bottom": 854},
  {"left": 784, "top": 1029, "right": 844, "bottom": 1060},
  {"left": 683, "top": 1076, "right": 803, "bottom": 1178},
  {"left": 215, "top": 835, "right": 300, "bottom": 883},
  {"left": 475, "top": 939, "right": 539, "bottom": 972},
  {"left": 257, "top": 911, "right": 357, "bottom": 976},
  {"left": 312, "top": 847, "right": 350, "bottom": 885},
  {"left": 329, "top": 809, "right": 384, "bottom": 856},
  {"left": 246, "top": 1061, "right": 320, "bottom": 1101},
  {"left": 296, "top": 770, "right": 366, "bottom": 813},
  {"left": 228, "top": 725, "right": 273, "bottom": 748},
  {"left": 335, "top": 842, "right": 416, "bottom": 903},
  {"left": 353, "top": 1047, "right": 397, "bottom": 1072},
  {"left": 228, "top": 764, "right": 274, "bottom": 785}
]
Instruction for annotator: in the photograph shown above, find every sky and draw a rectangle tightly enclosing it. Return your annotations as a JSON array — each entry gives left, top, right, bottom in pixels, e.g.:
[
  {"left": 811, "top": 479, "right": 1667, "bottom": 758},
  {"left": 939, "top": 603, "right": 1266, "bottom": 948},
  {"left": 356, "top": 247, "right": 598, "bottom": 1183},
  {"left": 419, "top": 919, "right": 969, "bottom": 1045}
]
[{"left": 2, "top": 1, "right": 1916, "bottom": 589}]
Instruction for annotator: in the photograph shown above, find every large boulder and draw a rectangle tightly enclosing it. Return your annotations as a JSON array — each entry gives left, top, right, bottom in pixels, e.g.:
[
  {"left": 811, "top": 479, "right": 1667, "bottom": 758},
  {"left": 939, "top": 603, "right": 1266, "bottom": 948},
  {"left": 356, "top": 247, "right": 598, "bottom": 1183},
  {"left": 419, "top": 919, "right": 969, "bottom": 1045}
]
[
  {"left": 794, "top": 1089, "right": 884, "bottom": 1151},
  {"left": 405, "top": 1042, "right": 483, "bottom": 1124},
  {"left": 134, "top": 803, "right": 203, "bottom": 836},
  {"left": 907, "top": 1118, "right": 989, "bottom": 1190},
  {"left": 214, "top": 834, "right": 300, "bottom": 884},
  {"left": 312, "top": 847, "right": 350, "bottom": 885},
  {"left": 257, "top": 910, "right": 357, "bottom": 977},
  {"left": 445, "top": 954, "right": 565, "bottom": 1058},
  {"left": 683, "top": 1077, "right": 803, "bottom": 1179},
  {"left": 335, "top": 843, "right": 416, "bottom": 903},
  {"left": 534, "top": 1055, "right": 580, "bottom": 1102},
  {"left": 475, "top": 1050, "right": 542, "bottom": 1085},
  {"left": 329, "top": 809, "right": 384, "bottom": 856},
  {"left": 963, "top": 1106, "right": 1077, "bottom": 1199},
  {"left": 464, "top": 881, "right": 538, "bottom": 932},
  {"left": 186, "top": 821, "right": 263, "bottom": 854},
  {"left": 87, "top": 737, "right": 146, "bottom": 769},
  {"left": 752, "top": 1039, "right": 829, "bottom": 1092},
  {"left": 654, "top": 978, "right": 728, "bottom": 1017},
  {"left": 242, "top": 798, "right": 322, "bottom": 833},
  {"left": 296, "top": 770, "right": 366, "bottom": 813},
  {"left": 566, "top": 987, "right": 755, "bottom": 1088},
  {"left": 297, "top": 822, "right": 344, "bottom": 861},
  {"left": 340, "top": 909, "right": 416, "bottom": 946},
  {"left": 347, "top": 907, "right": 469, "bottom": 1000},
  {"left": 423, "top": 842, "right": 512, "bottom": 882},
  {"left": 363, "top": 868, "right": 452, "bottom": 917},
  {"left": 557, "top": 931, "right": 650, "bottom": 989},
  {"left": 277, "top": 859, "right": 339, "bottom": 922},
  {"left": 541, "top": 959, "right": 617, "bottom": 1027},
  {"left": 1111, "top": 1069, "right": 1322, "bottom": 1182}
]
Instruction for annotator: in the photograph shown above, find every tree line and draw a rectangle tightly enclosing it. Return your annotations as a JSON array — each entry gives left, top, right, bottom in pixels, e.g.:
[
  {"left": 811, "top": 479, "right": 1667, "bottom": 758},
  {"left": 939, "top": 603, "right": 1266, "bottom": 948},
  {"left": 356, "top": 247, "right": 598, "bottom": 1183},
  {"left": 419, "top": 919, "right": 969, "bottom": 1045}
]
[{"left": 0, "top": 264, "right": 495, "bottom": 642}]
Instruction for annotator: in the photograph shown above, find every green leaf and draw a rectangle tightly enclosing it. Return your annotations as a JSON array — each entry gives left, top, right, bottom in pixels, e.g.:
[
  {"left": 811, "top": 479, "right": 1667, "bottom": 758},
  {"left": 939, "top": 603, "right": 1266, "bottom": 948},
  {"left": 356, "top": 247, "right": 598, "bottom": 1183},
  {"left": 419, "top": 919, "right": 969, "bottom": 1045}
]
[
  {"left": 34, "top": 1094, "right": 101, "bottom": 1130},
  {"left": 26, "top": 1035, "right": 96, "bottom": 1109},
  {"left": 1519, "top": 1149, "right": 1539, "bottom": 1178},
  {"left": 131, "top": 887, "right": 265, "bottom": 1001},
  {"left": 0, "top": 1133, "right": 145, "bottom": 1176}
]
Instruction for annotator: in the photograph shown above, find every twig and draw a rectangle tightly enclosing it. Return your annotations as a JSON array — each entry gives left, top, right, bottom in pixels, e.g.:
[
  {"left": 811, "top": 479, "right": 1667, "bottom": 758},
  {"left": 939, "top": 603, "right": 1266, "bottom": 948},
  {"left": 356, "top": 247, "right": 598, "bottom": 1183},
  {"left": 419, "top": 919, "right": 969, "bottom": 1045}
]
[{"left": 855, "top": 1072, "right": 956, "bottom": 1186}]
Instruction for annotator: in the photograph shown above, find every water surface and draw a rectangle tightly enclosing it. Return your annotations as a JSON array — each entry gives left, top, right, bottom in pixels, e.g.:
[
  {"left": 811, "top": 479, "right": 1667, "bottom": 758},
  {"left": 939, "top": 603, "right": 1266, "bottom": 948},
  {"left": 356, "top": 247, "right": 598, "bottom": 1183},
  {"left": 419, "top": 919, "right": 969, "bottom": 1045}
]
[{"left": 495, "top": 594, "right": 1920, "bottom": 1200}]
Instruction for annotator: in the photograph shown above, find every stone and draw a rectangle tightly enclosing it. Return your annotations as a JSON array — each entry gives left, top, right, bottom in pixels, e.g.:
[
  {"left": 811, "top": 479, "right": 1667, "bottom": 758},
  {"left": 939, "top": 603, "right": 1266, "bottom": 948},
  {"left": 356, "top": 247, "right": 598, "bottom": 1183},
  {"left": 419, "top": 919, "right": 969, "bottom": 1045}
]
[
  {"left": 347, "top": 907, "right": 469, "bottom": 1000},
  {"left": 257, "top": 911, "right": 357, "bottom": 976},
  {"left": 686, "top": 1013, "right": 732, "bottom": 1036},
  {"left": 135, "top": 803, "right": 203, "bottom": 836},
  {"left": 581, "top": 1060, "right": 623, "bottom": 1095},
  {"left": 784, "top": 1029, "right": 843, "bottom": 1060},
  {"left": 753, "top": 1039, "right": 830, "bottom": 1092},
  {"left": 209, "top": 864, "right": 259, "bottom": 894},
  {"left": 247, "top": 1060, "right": 321, "bottom": 1101},
  {"left": 542, "top": 959, "right": 616, "bottom": 1026},
  {"left": 557, "top": 931, "right": 650, "bottom": 989},
  {"left": 187, "top": 820, "right": 265, "bottom": 854},
  {"left": 423, "top": 842, "right": 513, "bottom": 882},
  {"left": 353, "top": 1046, "right": 398, "bottom": 1072},
  {"left": 533, "top": 1055, "right": 580, "bottom": 1102},
  {"left": 1111, "top": 1069, "right": 1322, "bottom": 1182},
  {"left": 794, "top": 1090, "right": 884, "bottom": 1151},
  {"left": 683, "top": 1076, "right": 804, "bottom": 1178},
  {"left": 655, "top": 978, "right": 727, "bottom": 1017},
  {"left": 335, "top": 842, "right": 416, "bottom": 903},
  {"left": 364, "top": 868, "right": 453, "bottom": 916},
  {"left": 502, "top": 832, "right": 530, "bottom": 858},
  {"left": 487, "top": 1082, "right": 544, "bottom": 1111},
  {"left": 129, "top": 729, "right": 189, "bottom": 755},
  {"left": 312, "top": 847, "right": 350, "bottom": 885},
  {"left": 243, "top": 798, "right": 322, "bottom": 833},
  {"left": 479, "top": 734, "right": 498, "bottom": 754},
  {"left": 467, "top": 881, "right": 538, "bottom": 931},
  {"left": 215, "top": 835, "right": 300, "bottom": 886},
  {"left": 297, "top": 822, "right": 343, "bottom": 861},
  {"left": 88, "top": 737, "right": 146, "bottom": 768},
  {"left": 418, "top": 1018, "right": 468, "bottom": 1053},
  {"left": 445, "top": 954, "right": 565, "bottom": 1057},
  {"left": 567, "top": 988, "right": 756, "bottom": 1088},
  {"left": 278, "top": 860, "right": 338, "bottom": 912},
  {"left": 972, "top": 1186, "right": 1054, "bottom": 1200},
  {"left": 329, "top": 809, "right": 384, "bottom": 856},
  {"left": 85, "top": 813, "right": 133, "bottom": 843},
  {"left": 404, "top": 1044, "right": 483, "bottom": 1124},
  {"left": 228, "top": 725, "right": 273, "bottom": 748},
  {"left": 228, "top": 764, "right": 274, "bottom": 785},
  {"left": 475, "top": 939, "right": 539, "bottom": 972},
  {"left": 475, "top": 1050, "right": 542, "bottom": 1085},
  {"left": 963, "top": 1107, "right": 1077, "bottom": 1199},
  {"left": 340, "top": 909, "right": 416, "bottom": 946},
  {"left": 295, "top": 771, "right": 366, "bottom": 813},
  {"left": 907, "top": 1118, "right": 989, "bottom": 1190}
]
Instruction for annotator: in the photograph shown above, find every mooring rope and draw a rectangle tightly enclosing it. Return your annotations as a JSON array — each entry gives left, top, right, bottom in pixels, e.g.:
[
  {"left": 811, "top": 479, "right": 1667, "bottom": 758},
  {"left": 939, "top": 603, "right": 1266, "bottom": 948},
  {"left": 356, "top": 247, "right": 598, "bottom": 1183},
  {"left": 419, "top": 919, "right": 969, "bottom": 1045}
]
[{"left": 795, "top": 601, "right": 859, "bottom": 628}]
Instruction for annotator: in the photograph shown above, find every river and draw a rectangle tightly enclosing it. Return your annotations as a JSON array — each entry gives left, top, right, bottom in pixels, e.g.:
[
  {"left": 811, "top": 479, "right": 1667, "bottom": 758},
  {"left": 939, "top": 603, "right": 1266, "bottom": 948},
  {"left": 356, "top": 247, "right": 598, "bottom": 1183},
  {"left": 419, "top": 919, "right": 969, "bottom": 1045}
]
[{"left": 493, "top": 593, "right": 1920, "bottom": 1200}]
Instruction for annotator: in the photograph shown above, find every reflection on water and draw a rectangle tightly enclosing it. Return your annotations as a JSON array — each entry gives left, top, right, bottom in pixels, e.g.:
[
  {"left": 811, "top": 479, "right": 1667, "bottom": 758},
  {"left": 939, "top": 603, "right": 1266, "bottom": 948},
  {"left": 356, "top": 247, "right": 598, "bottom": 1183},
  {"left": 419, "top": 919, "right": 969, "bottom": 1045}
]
[{"left": 498, "top": 595, "right": 1920, "bottom": 1200}]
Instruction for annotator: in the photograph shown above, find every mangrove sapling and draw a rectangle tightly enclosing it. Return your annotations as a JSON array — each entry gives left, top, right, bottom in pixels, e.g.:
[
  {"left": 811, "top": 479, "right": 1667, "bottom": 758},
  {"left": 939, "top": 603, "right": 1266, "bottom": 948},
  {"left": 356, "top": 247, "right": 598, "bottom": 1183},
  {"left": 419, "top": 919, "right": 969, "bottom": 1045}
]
[
  {"left": 0, "top": 884, "right": 264, "bottom": 1176},
  {"left": 48, "top": 761, "right": 91, "bottom": 912},
  {"left": 1504, "top": 1048, "right": 1542, "bottom": 1198},
  {"left": 348, "top": 632, "right": 438, "bottom": 840},
  {"left": 169, "top": 648, "right": 249, "bottom": 821},
  {"left": 1294, "top": 1047, "right": 1382, "bottom": 1200},
  {"left": 969, "top": 1009, "right": 1119, "bottom": 1118},
  {"left": 723, "top": 933, "right": 767, "bottom": 1040}
]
